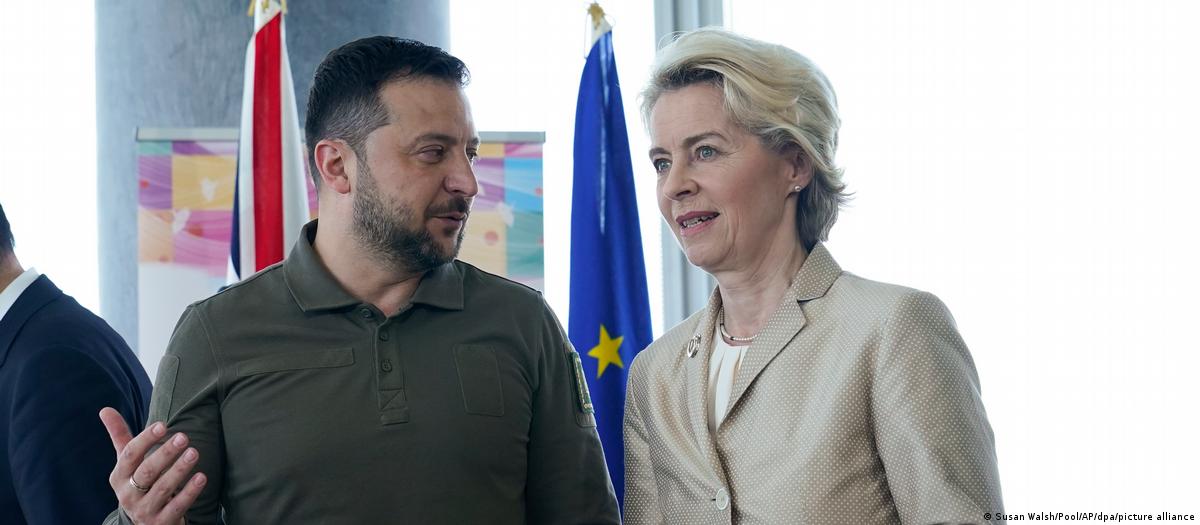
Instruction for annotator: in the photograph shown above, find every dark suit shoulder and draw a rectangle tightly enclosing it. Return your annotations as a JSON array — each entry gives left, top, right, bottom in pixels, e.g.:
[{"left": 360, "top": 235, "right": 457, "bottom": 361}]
[
  {"left": 3, "top": 277, "right": 152, "bottom": 434},
  {"left": 13, "top": 292, "right": 132, "bottom": 357}
]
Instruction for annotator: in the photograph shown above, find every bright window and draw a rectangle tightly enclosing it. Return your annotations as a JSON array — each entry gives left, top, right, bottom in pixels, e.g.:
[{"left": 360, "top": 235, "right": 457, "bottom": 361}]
[
  {"left": 0, "top": 3, "right": 99, "bottom": 313},
  {"left": 730, "top": 0, "right": 1200, "bottom": 511},
  {"left": 450, "top": 1, "right": 663, "bottom": 336}
]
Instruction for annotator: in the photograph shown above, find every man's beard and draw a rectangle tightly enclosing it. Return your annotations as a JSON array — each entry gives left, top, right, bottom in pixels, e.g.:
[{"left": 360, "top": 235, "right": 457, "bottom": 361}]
[{"left": 351, "top": 162, "right": 470, "bottom": 274}]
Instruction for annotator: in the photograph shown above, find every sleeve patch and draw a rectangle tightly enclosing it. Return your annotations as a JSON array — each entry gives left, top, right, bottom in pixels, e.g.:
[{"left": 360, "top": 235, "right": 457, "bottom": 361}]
[{"left": 569, "top": 352, "right": 594, "bottom": 415}]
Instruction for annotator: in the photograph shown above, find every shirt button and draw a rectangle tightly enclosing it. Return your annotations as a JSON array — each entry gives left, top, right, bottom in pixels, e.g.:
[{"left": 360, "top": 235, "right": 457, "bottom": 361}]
[
  {"left": 360, "top": 308, "right": 373, "bottom": 319},
  {"left": 379, "top": 331, "right": 389, "bottom": 341},
  {"left": 381, "top": 359, "right": 393, "bottom": 372},
  {"left": 714, "top": 487, "right": 729, "bottom": 510}
]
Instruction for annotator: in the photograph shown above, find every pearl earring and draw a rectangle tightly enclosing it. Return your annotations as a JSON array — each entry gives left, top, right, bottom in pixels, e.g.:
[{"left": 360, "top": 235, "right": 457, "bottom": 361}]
[{"left": 793, "top": 185, "right": 802, "bottom": 193}]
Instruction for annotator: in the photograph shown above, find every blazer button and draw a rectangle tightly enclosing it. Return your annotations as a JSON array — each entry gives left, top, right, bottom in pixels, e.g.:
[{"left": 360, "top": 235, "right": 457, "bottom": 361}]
[{"left": 714, "top": 487, "right": 729, "bottom": 510}]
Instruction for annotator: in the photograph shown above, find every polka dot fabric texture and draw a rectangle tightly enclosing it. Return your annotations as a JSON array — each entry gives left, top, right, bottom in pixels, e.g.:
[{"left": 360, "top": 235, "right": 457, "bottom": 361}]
[{"left": 623, "top": 244, "right": 1004, "bottom": 524}]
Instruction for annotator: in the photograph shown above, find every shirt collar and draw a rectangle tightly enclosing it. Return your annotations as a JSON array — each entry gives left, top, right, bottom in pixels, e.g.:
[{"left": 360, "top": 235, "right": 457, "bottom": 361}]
[
  {"left": 0, "top": 267, "right": 41, "bottom": 323},
  {"left": 283, "top": 221, "right": 465, "bottom": 313},
  {"left": 409, "top": 261, "right": 465, "bottom": 311}
]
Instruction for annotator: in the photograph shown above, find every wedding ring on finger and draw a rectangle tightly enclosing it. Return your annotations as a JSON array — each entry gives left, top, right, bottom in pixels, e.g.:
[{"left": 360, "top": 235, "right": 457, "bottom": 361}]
[{"left": 129, "top": 476, "right": 151, "bottom": 493}]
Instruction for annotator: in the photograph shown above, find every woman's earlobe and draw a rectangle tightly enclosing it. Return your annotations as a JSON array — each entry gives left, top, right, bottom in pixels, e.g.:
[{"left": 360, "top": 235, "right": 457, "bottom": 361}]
[{"left": 789, "top": 147, "right": 814, "bottom": 190}]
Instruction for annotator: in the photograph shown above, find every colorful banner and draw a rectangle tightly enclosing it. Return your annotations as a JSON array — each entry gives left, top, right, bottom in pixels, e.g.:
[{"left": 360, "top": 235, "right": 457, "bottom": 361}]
[{"left": 457, "top": 140, "right": 545, "bottom": 290}]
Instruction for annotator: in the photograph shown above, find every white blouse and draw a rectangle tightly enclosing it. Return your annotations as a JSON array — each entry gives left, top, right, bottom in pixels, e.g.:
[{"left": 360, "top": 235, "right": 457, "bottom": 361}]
[{"left": 707, "top": 326, "right": 750, "bottom": 434}]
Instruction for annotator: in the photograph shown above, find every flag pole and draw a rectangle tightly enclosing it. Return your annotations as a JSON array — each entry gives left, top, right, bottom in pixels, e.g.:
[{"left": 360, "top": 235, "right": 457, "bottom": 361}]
[
  {"left": 586, "top": 2, "right": 613, "bottom": 47},
  {"left": 588, "top": 2, "right": 606, "bottom": 29},
  {"left": 248, "top": 0, "right": 287, "bottom": 16}
]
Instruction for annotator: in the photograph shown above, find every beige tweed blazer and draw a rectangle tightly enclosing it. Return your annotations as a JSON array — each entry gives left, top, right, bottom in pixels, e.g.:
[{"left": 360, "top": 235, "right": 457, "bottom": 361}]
[{"left": 623, "top": 244, "right": 1004, "bottom": 524}]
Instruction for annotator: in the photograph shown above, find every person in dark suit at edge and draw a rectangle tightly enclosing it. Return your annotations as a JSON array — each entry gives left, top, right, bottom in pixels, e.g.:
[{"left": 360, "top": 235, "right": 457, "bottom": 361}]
[{"left": 0, "top": 201, "right": 153, "bottom": 524}]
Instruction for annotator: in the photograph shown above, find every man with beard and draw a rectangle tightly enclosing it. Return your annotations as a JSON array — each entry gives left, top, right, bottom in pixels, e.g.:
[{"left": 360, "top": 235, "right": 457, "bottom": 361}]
[{"left": 99, "top": 37, "right": 619, "bottom": 524}]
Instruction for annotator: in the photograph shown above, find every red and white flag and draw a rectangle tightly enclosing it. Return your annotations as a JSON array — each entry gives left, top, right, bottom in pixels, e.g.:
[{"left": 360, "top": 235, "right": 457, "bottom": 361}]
[{"left": 230, "top": 0, "right": 309, "bottom": 280}]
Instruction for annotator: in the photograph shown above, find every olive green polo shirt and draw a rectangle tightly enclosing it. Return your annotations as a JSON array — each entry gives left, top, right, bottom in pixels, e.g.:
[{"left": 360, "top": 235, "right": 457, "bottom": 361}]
[{"left": 133, "top": 221, "right": 618, "bottom": 524}]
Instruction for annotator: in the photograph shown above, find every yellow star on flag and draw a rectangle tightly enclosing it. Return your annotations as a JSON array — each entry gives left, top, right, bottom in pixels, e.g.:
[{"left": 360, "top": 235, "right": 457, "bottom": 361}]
[{"left": 587, "top": 324, "right": 625, "bottom": 379}]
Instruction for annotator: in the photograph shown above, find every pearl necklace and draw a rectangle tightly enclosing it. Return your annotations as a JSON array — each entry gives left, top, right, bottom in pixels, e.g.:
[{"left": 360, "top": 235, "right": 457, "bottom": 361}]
[{"left": 718, "top": 308, "right": 758, "bottom": 343}]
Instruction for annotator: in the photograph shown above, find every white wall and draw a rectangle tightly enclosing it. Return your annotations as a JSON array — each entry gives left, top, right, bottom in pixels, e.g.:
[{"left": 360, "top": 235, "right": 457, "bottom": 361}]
[
  {"left": 450, "top": 0, "right": 663, "bottom": 336},
  {"left": 731, "top": 0, "right": 1200, "bottom": 513},
  {"left": 0, "top": 3, "right": 98, "bottom": 313}
]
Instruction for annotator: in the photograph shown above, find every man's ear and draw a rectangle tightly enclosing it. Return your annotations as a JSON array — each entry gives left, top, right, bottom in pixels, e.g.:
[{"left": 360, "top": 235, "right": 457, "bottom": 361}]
[{"left": 313, "top": 139, "right": 355, "bottom": 195}]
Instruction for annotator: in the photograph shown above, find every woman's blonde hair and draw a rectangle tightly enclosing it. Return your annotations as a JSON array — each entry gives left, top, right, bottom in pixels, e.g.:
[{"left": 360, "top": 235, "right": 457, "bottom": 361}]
[{"left": 642, "top": 27, "right": 848, "bottom": 248}]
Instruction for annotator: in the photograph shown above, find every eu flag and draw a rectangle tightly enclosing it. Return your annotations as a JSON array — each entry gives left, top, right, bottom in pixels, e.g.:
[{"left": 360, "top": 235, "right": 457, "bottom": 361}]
[{"left": 569, "top": 24, "right": 652, "bottom": 508}]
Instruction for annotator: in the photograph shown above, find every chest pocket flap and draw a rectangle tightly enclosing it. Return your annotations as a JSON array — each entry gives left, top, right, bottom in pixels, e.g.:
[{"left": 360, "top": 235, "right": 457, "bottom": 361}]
[{"left": 236, "top": 348, "right": 355, "bottom": 377}]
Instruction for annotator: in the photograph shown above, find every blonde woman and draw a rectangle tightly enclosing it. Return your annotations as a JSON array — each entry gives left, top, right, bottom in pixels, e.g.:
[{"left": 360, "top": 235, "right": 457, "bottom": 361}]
[{"left": 623, "top": 28, "right": 1004, "bottom": 524}]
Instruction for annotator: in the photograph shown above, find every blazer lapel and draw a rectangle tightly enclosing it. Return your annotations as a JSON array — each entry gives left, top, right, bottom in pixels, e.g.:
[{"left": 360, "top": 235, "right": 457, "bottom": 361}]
[
  {"left": 722, "top": 244, "right": 842, "bottom": 424},
  {"left": 682, "top": 289, "right": 725, "bottom": 477}
]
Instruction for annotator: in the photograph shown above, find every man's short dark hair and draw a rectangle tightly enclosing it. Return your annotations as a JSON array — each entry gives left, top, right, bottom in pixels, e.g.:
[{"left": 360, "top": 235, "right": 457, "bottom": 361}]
[
  {"left": 304, "top": 36, "right": 470, "bottom": 187},
  {"left": 0, "top": 202, "right": 13, "bottom": 256}
]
